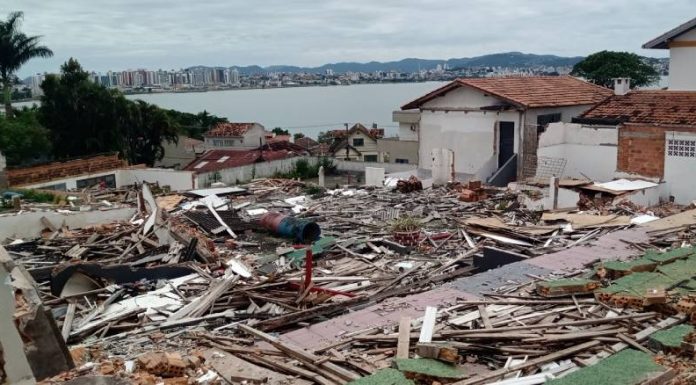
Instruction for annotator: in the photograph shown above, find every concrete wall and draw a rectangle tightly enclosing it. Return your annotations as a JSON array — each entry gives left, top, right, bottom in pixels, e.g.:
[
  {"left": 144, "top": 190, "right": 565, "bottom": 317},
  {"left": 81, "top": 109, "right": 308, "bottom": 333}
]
[
  {"left": 0, "top": 207, "right": 137, "bottom": 240},
  {"left": 664, "top": 131, "right": 696, "bottom": 203},
  {"left": 393, "top": 110, "right": 419, "bottom": 141},
  {"left": 334, "top": 159, "right": 415, "bottom": 174},
  {"left": 538, "top": 122, "right": 618, "bottom": 181},
  {"left": 196, "top": 156, "right": 318, "bottom": 187},
  {"left": 522, "top": 104, "right": 597, "bottom": 177},
  {"left": 19, "top": 168, "right": 195, "bottom": 192},
  {"left": 669, "top": 28, "right": 696, "bottom": 91},
  {"left": 155, "top": 135, "right": 201, "bottom": 169},
  {"left": 418, "top": 108, "right": 521, "bottom": 175},
  {"left": 376, "top": 138, "right": 418, "bottom": 164},
  {"left": 119, "top": 168, "right": 196, "bottom": 191}
]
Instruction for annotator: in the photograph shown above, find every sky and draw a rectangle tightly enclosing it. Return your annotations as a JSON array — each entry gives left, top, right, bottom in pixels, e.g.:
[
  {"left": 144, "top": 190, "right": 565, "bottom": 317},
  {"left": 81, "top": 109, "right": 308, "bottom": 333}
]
[{"left": 2, "top": 0, "right": 693, "bottom": 77}]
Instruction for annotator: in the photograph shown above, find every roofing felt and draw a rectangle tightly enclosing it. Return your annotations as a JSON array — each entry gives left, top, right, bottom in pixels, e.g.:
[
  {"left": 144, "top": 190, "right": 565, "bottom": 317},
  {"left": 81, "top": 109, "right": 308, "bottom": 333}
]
[
  {"left": 183, "top": 149, "right": 299, "bottom": 173},
  {"left": 580, "top": 91, "right": 696, "bottom": 126},
  {"left": 205, "top": 122, "right": 257, "bottom": 137},
  {"left": 401, "top": 76, "right": 612, "bottom": 110},
  {"left": 643, "top": 16, "right": 696, "bottom": 49}
]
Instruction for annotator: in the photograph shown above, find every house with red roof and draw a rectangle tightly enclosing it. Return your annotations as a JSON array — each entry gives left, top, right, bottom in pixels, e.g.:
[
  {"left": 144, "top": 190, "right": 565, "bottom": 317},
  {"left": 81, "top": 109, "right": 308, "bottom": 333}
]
[
  {"left": 401, "top": 76, "right": 612, "bottom": 183},
  {"left": 572, "top": 89, "right": 696, "bottom": 203},
  {"left": 203, "top": 122, "right": 268, "bottom": 151},
  {"left": 328, "top": 123, "right": 384, "bottom": 162}
]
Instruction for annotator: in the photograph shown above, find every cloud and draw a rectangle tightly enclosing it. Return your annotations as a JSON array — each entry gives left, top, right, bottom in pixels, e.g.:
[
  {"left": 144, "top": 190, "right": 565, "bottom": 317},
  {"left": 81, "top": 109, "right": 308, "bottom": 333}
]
[{"left": 2, "top": 0, "right": 690, "bottom": 76}]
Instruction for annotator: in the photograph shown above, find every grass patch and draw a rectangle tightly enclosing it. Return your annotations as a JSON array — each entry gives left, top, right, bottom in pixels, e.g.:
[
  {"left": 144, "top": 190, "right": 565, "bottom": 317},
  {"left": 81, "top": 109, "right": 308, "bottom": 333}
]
[
  {"left": 547, "top": 349, "right": 665, "bottom": 385},
  {"left": 650, "top": 324, "right": 694, "bottom": 349},
  {"left": 346, "top": 368, "right": 414, "bottom": 385}
]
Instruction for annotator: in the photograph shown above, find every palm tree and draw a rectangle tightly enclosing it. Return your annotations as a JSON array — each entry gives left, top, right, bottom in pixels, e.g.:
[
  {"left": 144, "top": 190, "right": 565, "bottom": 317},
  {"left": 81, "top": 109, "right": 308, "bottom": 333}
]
[{"left": 0, "top": 11, "right": 53, "bottom": 117}]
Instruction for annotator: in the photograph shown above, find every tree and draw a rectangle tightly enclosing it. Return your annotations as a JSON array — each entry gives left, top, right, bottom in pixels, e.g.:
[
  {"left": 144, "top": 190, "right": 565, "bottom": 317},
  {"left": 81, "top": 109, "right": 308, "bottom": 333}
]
[
  {"left": 120, "top": 100, "right": 178, "bottom": 166},
  {"left": 293, "top": 132, "right": 305, "bottom": 141},
  {"left": 272, "top": 127, "right": 290, "bottom": 136},
  {"left": 166, "top": 109, "right": 227, "bottom": 139},
  {"left": 571, "top": 51, "right": 659, "bottom": 88},
  {"left": 0, "top": 11, "right": 53, "bottom": 117},
  {"left": 39, "top": 58, "right": 123, "bottom": 158},
  {"left": 0, "top": 107, "right": 51, "bottom": 165},
  {"left": 317, "top": 131, "right": 334, "bottom": 144},
  {"left": 39, "top": 58, "right": 178, "bottom": 166}
]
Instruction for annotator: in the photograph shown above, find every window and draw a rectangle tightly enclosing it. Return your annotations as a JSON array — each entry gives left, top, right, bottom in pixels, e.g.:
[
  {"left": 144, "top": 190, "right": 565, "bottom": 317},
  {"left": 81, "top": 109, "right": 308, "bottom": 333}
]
[
  {"left": 364, "top": 155, "right": 378, "bottom": 162},
  {"left": 395, "top": 158, "right": 409, "bottom": 164},
  {"left": 76, "top": 174, "right": 116, "bottom": 189},
  {"left": 667, "top": 139, "right": 696, "bottom": 157},
  {"left": 212, "top": 139, "right": 224, "bottom": 146},
  {"left": 353, "top": 138, "right": 364, "bottom": 147},
  {"left": 224, "top": 139, "right": 235, "bottom": 146},
  {"left": 536, "top": 113, "right": 562, "bottom": 135}
]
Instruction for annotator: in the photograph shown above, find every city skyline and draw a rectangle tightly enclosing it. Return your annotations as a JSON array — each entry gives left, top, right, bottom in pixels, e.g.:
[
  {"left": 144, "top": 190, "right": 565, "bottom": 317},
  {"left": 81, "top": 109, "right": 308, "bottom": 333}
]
[{"left": 2, "top": 0, "right": 691, "bottom": 77}]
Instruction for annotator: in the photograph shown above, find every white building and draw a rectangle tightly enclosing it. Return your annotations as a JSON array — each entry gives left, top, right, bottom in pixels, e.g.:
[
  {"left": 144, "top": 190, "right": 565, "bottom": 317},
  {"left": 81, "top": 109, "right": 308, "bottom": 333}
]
[
  {"left": 643, "top": 16, "right": 696, "bottom": 91},
  {"left": 400, "top": 76, "right": 612, "bottom": 182},
  {"left": 203, "top": 122, "right": 267, "bottom": 150}
]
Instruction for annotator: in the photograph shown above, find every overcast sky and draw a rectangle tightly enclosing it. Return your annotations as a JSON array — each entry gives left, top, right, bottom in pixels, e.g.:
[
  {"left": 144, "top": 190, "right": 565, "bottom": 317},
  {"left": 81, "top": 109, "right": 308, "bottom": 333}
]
[{"left": 2, "top": 0, "right": 693, "bottom": 76}]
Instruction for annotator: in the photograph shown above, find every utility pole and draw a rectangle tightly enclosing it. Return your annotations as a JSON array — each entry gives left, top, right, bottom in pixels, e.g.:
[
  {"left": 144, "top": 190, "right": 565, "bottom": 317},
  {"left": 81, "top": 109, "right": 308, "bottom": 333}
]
[{"left": 344, "top": 123, "right": 349, "bottom": 160}]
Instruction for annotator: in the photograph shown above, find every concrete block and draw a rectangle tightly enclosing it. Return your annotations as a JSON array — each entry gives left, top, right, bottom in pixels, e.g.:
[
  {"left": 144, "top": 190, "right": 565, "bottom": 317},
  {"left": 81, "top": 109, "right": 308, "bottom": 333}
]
[{"left": 365, "top": 167, "right": 385, "bottom": 187}]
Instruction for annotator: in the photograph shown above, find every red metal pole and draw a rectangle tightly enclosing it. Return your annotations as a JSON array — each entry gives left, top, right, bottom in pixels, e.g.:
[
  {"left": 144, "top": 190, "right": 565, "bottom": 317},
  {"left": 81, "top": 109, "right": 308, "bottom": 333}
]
[{"left": 304, "top": 248, "right": 313, "bottom": 290}]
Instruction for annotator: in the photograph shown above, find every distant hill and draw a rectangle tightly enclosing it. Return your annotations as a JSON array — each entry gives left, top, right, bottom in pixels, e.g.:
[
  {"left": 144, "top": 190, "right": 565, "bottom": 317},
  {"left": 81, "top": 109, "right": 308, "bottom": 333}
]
[{"left": 196, "top": 52, "right": 587, "bottom": 75}]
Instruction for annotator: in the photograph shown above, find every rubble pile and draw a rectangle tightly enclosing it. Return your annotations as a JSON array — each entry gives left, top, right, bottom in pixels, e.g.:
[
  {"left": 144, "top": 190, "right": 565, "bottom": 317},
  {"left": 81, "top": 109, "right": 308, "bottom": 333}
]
[{"left": 3, "top": 177, "right": 696, "bottom": 384}]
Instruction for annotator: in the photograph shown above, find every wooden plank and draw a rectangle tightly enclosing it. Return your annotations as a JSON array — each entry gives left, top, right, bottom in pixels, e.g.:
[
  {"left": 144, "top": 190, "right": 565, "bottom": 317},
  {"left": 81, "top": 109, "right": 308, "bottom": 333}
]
[
  {"left": 61, "top": 302, "right": 76, "bottom": 341},
  {"left": 396, "top": 316, "right": 411, "bottom": 359},
  {"left": 452, "top": 340, "right": 601, "bottom": 385},
  {"left": 418, "top": 306, "right": 437, "bottom": 344},
  {"left": 477, "top": 305, "right": 492, "bottom": 329}
]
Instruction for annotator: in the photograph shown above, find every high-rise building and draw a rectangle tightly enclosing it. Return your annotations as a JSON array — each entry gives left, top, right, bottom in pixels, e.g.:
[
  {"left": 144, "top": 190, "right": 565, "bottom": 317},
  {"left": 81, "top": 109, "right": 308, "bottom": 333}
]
[{"left": 230, "top": 68, "right": 240, "bottom": 85}]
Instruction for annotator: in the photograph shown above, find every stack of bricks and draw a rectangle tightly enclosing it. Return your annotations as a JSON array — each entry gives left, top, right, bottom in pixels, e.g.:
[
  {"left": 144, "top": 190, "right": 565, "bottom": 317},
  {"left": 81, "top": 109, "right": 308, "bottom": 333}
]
[
  {"left": 6, "top": 153, "right": 126, "bottom": 187},
  {"left": 137, "top": 352, "right": 188, "bottom": 378},
  {"left": 458, "top": 180, "right": 487, "bottom": 202}
]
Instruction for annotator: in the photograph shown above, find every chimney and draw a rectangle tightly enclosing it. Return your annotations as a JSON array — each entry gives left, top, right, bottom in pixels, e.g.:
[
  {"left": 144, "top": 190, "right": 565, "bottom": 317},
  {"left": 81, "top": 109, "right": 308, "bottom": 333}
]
[{"left": 613, "top": 78, "right": 631, "bottom": 96}]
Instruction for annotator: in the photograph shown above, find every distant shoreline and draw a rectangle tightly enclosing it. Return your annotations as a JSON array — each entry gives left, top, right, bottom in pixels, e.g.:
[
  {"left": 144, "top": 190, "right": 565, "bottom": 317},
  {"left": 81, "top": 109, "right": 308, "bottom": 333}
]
[{"left": 12, "top": 79, "right": 440, "bottom": 104}]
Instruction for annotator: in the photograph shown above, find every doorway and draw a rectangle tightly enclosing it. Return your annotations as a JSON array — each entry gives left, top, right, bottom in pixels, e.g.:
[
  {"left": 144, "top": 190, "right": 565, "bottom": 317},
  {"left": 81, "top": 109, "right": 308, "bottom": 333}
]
[{"left": 498, "top": 121, "right": 515, "bottom": 167}]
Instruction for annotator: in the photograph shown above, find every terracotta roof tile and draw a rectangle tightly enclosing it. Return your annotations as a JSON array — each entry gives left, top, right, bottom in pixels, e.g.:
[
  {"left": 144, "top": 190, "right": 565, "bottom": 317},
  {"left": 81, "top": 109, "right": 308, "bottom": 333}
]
[
  {"left": 295, "top": 136, "right": 319, "bottom": 149},
  {"left": 183, "top": 149, "right": 298, "bottom": 173},
  {"left": 206, "top": 123, "right": 257, "bottom": 137},
  {"left": 402, "top": 76, "right": 612, "bottom": 109},
  {"left": 580, "top": 90, "right": 696, "bottom": 126}
]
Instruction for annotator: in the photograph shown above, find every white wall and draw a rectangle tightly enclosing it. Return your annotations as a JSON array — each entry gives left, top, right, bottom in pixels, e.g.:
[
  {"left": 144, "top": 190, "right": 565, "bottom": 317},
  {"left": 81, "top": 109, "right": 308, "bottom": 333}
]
[
  {"left": 0, "top": 150, "right": 6, "bottom": 170},
  {"left": 538, "top": 123, "right": 618, "bottom": 181},
  {"left": 418, "top": 109, "right": 520, "bottom": 174},
  {"left": 669, "top": 28, "right": 696, "bottom": 91},
  {"left": 664, "top": 131, "right": 696, "bottom": 203},
  {"left": 19, "top": 168, "right": 195, "bottom": 192},
  {"left": 197, "top": 156, "right": 318, "bottom": 187},
  {"left": 334, "top": 159, "right": 415, "bottom": 174},
  {"left": 0, "top": 207, "right": 137, "bottom": 239},
  {"left": 120, "top": 168, "right": 196, "bottom": 191}
]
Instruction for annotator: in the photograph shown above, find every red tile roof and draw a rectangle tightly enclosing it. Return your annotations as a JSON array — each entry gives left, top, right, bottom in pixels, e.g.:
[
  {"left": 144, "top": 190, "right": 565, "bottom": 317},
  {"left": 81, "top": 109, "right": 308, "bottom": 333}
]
[
  {"left": 183, "top": 149, "right": 299, "bottom": 173},
  {"left": 267, "top": 135, "right": 291, "bottom": 144},
  {"left": 294, "top": 136, "right": 319, "bottom": 149},
  {"left": 580, "top": 90, "right": 696, "bottom": 126},
  {"left": 402, "top": 76, "right": 612, "bottom": 110},
  {"left": 206, "top": 123, "right": 257, "bottom": 137}
]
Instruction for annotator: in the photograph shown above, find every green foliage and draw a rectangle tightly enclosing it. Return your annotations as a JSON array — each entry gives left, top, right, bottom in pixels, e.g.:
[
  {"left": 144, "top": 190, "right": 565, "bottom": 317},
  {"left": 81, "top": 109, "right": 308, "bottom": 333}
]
[
  {"left": 0, "top": 11, "right": 53, "bottom": 116},
  {"left": 166, "top": 109, "right": 227, "bottom": 140},
  {"left": 570, "top": 51, "right": 659, "bottom": 88},
  {"left": 0, "top": 107, "right": 51, "bottom": 165},
  {"left": 38, "top": 58, "right": 178, "bottom": 166},
  {"left": 274, "top": 157, "right": 336, "bottom": 180},
  {"left": 293, "top": 132, "right": 305, "bottom": 140},
  {"left": 271, "top": 127, "right": 289, "bottom": 136},
  {"left": 390, "top": 216, "right": 421, "bottom": 232},
  {"left": 2, "top": 188, "right": 59, "bottom": 203},
  {"left": 317, "top": 131, "right": 334, "bottom": 144}
]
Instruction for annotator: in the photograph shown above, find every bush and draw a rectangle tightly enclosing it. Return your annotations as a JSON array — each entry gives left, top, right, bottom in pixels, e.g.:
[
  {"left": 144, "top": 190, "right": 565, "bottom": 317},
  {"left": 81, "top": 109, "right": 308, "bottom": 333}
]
[{"left": 274, "top": 157, "right": 336, "bottom": 180}]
